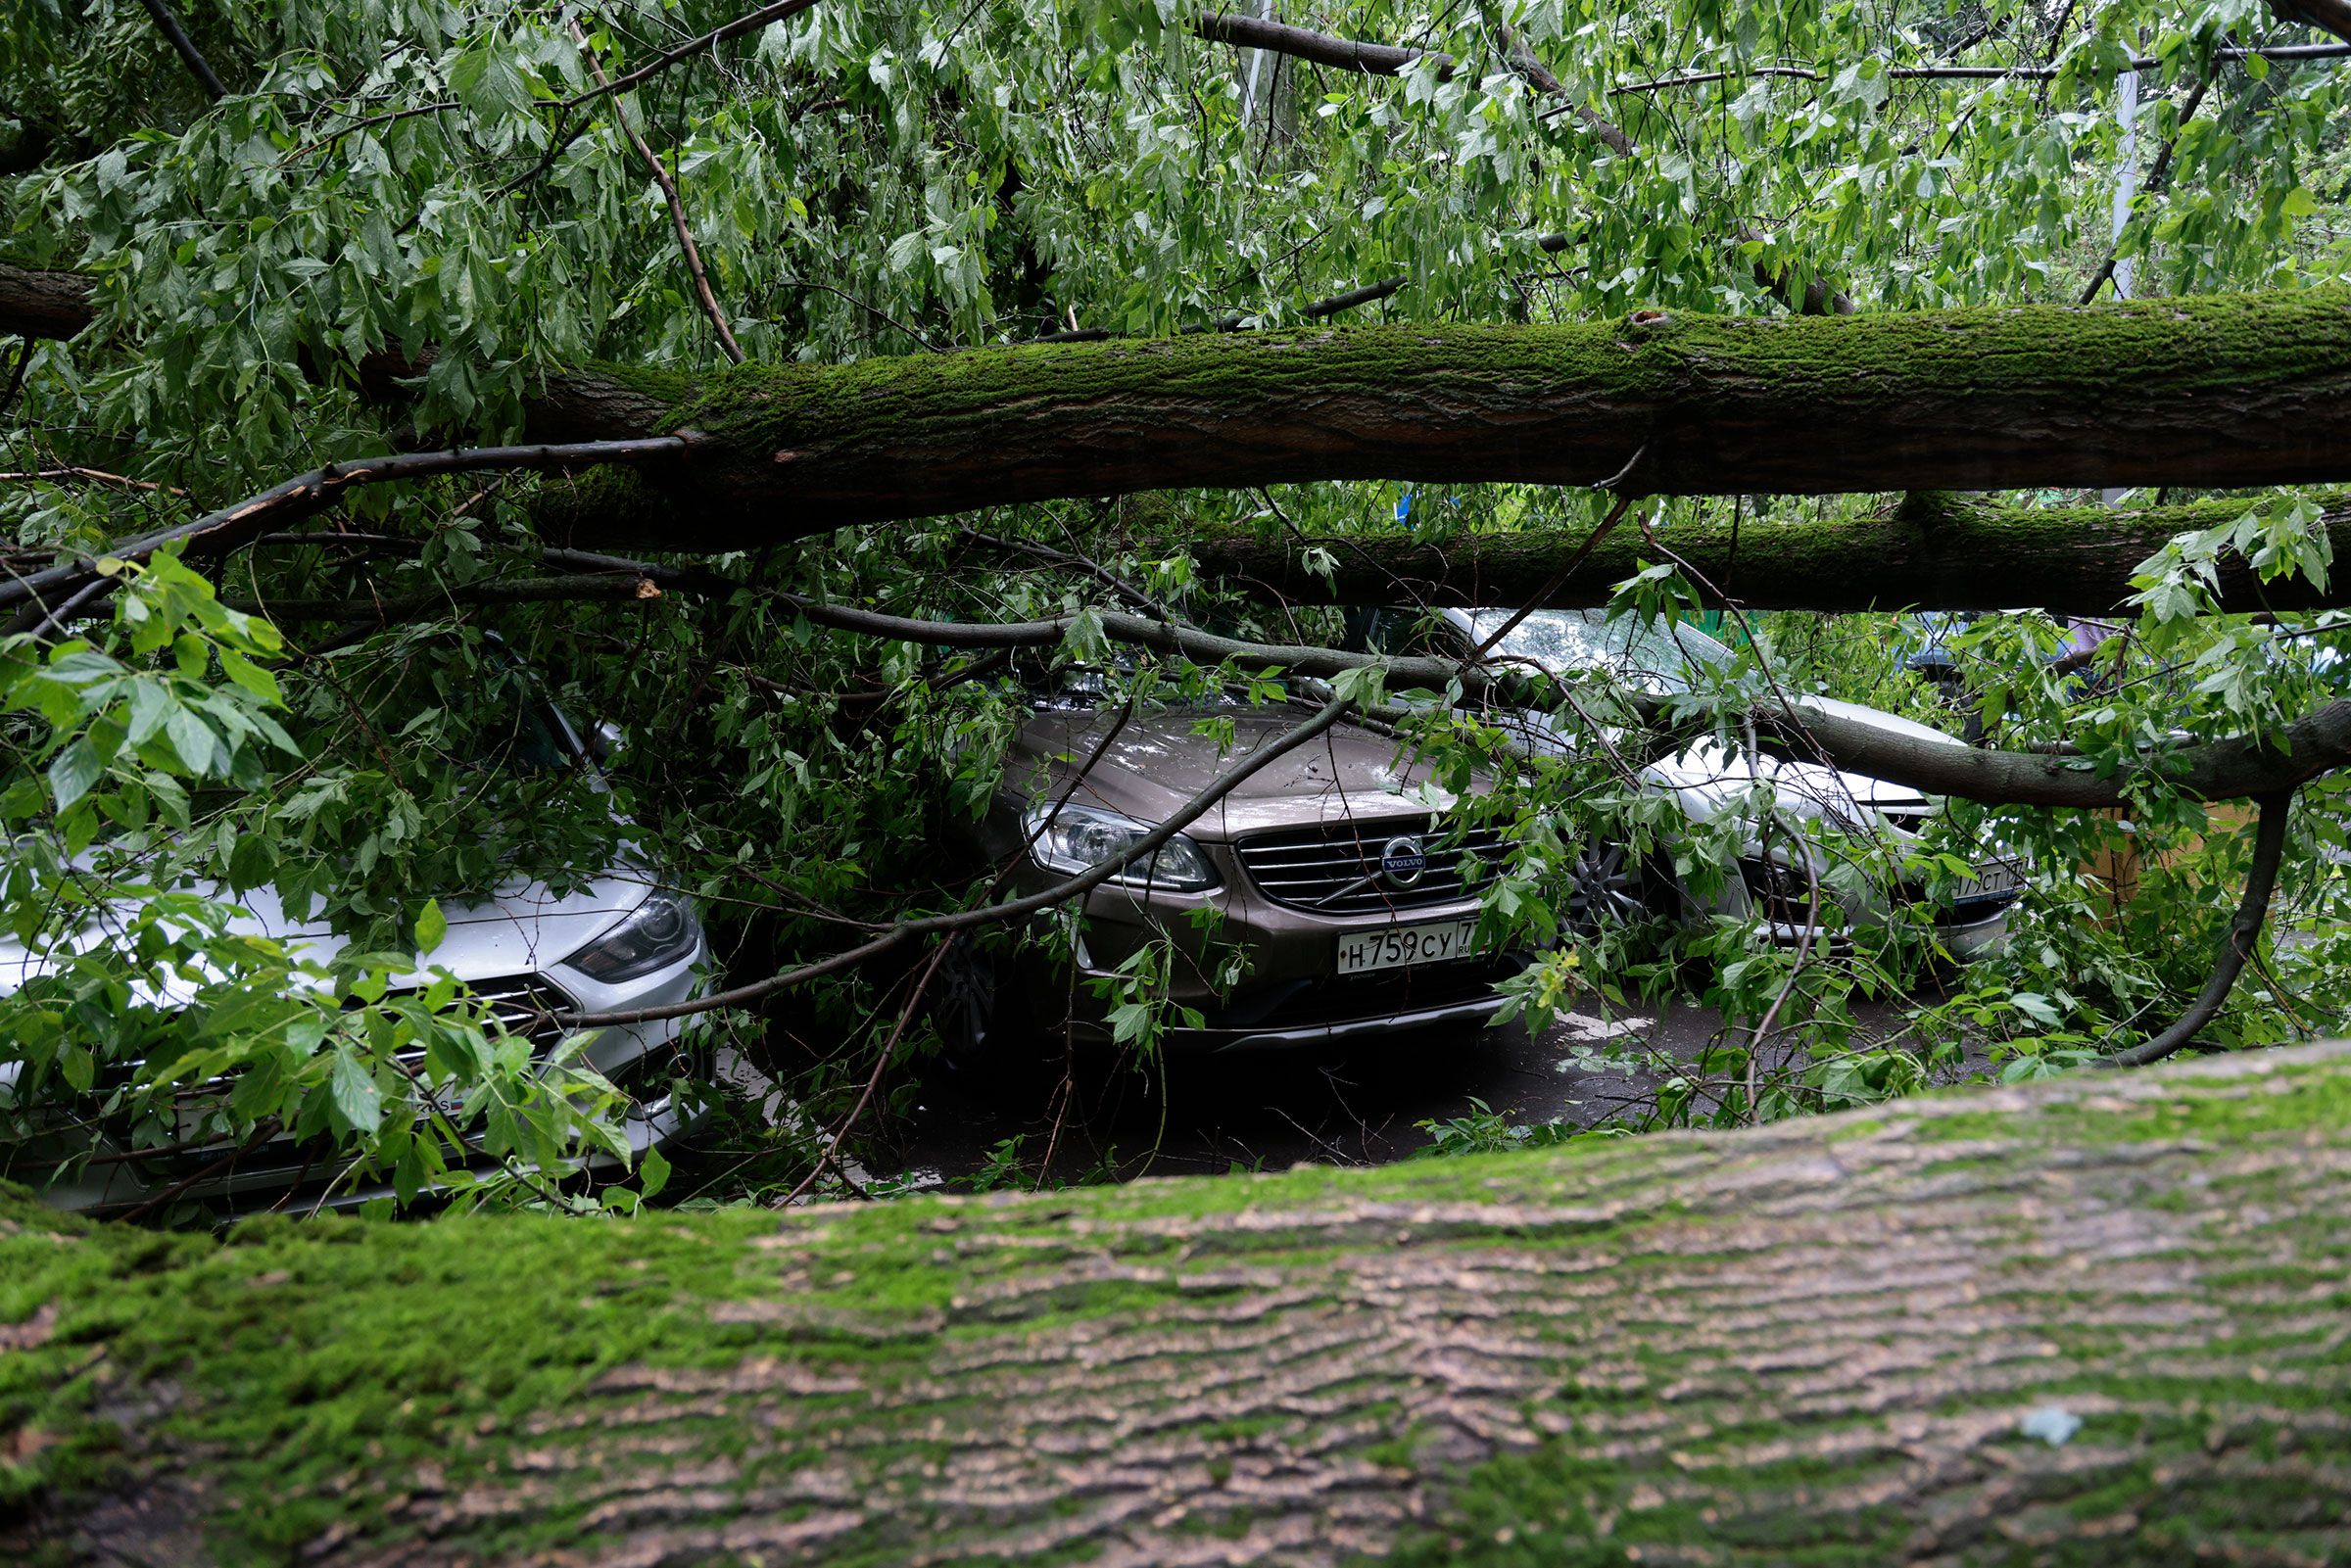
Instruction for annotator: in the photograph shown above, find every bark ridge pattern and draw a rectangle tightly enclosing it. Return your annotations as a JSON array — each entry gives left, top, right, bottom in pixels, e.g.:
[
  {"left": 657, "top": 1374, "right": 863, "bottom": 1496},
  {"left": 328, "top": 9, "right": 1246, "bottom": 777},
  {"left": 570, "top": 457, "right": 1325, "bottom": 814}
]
[{"left": 2, "top": 1047, "right": 2348, "bottom": 1565}]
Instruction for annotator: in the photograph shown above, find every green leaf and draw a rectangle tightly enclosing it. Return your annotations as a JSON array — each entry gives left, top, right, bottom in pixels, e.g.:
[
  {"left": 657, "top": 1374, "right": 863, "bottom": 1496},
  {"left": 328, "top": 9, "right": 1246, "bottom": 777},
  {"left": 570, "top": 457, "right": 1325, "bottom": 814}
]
[
  {"left": 414, "top": 898, "right": 450, "bottom": 954},
  {"left": 638, "top": 1143, "right": 671, "bottom": 1201},
  {"left": 330, "top": 1044, "right": 384, "bottom": 1134},
  {"left": 47, "top": 738, "right": 100, "bottom": 812}
]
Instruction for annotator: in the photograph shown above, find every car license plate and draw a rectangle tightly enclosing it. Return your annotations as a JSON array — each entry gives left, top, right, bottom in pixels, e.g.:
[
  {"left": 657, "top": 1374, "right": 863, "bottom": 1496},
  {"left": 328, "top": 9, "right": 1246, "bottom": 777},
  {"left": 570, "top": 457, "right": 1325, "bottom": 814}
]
[
  {"left": 1335, "top": 917, "right": 1485, "bottom": 974},
  {"left": 1952, "top": 858, "right": 2024, "bottom": 903}
]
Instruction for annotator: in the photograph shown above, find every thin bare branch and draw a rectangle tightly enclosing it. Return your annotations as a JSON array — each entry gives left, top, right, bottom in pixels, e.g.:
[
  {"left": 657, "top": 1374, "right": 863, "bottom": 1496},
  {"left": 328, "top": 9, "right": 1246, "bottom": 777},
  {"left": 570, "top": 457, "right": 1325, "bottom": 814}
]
[
  {"left": 2081, "top": 73, "right": 2215, "bottom": 305},
  {"left": 139, "top": 0, "right": 227, "bottom": 101},
  {"left": 571, "top": 21, "right": 745, "bottom": 364},
  {"left": 555, "top": 0, "right": 822, "bottom": 113},
  {"left": 0, "top": 436, "right": 695, "bottom": 613}
]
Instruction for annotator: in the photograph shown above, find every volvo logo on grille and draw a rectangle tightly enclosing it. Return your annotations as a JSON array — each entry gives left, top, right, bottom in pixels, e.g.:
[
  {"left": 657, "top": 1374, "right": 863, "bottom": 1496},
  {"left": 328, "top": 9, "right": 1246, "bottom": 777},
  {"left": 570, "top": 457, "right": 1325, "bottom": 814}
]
[{"left": 1379, "top": 835, "right": 1427, "bottom": 887}]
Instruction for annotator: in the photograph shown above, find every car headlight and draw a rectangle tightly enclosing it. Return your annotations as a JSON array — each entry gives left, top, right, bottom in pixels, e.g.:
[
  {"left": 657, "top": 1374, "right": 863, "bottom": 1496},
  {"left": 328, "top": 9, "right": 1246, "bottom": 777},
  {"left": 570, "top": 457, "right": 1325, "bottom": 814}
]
[
  {"left": 1023, "top": 802, "right": 1219, "bottom": 891},
  {"left": 563, "top": 891, "right": 701, "bottom": 983}
]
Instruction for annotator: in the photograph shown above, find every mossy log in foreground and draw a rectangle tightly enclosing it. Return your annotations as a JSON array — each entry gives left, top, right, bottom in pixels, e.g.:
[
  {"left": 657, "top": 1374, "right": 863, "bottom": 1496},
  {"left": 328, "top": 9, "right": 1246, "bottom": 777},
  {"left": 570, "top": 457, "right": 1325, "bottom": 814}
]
[
  {"left": 1177, "top": 491, "right": 2351, "bottom": 615},
  {"left": 6, "top": 1045, "right": 2351, "bottom": 1566}
]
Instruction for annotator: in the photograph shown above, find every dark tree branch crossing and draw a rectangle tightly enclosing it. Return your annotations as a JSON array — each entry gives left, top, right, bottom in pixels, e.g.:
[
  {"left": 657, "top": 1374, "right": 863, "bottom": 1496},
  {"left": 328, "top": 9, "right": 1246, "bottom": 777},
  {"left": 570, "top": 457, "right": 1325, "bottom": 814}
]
[
  {"left": 1194, "top": 13, "right": 1453, "bottom": 78},
  {"left": 138, "top": 0, "right": 227, "bottom": 101},
  {"left": 2110, "top": 789, "right": 2297, "bottom": 1067},
  {"left": 1173, "top": 489, "right": 2351, "bottom": 616}
]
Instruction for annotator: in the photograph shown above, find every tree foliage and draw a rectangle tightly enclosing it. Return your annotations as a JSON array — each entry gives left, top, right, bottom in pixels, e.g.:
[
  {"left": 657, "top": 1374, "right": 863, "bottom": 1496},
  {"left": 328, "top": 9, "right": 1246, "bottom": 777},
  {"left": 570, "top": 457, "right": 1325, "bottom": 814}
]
[{"left": 2, "top": 0, "right": 2349, "bottom": 1214}]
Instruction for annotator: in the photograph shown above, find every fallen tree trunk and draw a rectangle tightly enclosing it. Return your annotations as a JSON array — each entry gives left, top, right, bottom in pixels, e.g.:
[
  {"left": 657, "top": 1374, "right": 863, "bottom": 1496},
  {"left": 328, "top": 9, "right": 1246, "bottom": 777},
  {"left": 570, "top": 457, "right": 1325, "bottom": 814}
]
[
  {"left": 1176, "top": 489, "right": 2351, "bottom": 614},
  {"left": 12, "top": 260, "right": 2351, "bottom": 541},
  {"left": 3, "top": 1043, "right": 2348, "bottom": 1564},
  {"left": 528, "top": 290, "right": 2351, "bottom": 546}
]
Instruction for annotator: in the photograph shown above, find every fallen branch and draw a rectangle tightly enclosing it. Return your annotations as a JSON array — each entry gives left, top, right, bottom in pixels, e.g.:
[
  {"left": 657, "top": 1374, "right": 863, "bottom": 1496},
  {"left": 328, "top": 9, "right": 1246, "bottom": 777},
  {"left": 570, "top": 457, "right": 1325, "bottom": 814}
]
[
  {"left": 2109, "top": 789, "right": 2295, "bottom": 1067},
  {"left": 1032, "top": 275, "right": 1407, "bottom": 343},
  {"left": 0, "top": 466, "right": 183, "bottom": 495},
  {"left": 222, "top": 572, "right": 665, "bottom": 623},
  {"left": 552, "top": 0, "right": 823, "bottom": 114},
  {"left": 138, "top": 0, "right": 226, "bottom": 101},
  {"left": 1611, "top": 41, "right": 2351, "bottom": 91},
  {"left": 1172, "top": 489, "right": 2351, "bottom": 616},
  {"left": 0, "top": 436, "right": 695, "bottom": 614},
  {"left": 1194, "top": 13, "right": 1451, "bottom": 78},
  {"left": 763, "top": 592, "right": 2351, "bottom": 809},
  {"left": 2270, "top": 0, "right": 2351, "bottom": 47}
]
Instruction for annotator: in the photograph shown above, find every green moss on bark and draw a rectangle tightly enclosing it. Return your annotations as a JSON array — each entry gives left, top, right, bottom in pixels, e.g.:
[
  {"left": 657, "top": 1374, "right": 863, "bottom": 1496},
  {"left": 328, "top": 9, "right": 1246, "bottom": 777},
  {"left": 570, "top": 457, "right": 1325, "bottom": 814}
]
[
  {"left": 4, "top": 1044, "right": 2350, "bottom": 1566},
  {"left": 526, "top": 290, "right": 2351, "bottom": 548}
]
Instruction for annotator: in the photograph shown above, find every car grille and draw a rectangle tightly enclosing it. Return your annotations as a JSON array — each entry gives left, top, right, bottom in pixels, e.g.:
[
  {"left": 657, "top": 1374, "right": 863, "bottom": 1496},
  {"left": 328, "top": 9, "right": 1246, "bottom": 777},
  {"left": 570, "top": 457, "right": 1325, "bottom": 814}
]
[
  {"left": 1234, "top": 816, "right": 1511, "bottom": 916},
  {"left": 131, "top": 974, "right": 577, "bottom": 1184},
  {"left": 455, "top": 974, "right": 574, "bottom": 1053}
]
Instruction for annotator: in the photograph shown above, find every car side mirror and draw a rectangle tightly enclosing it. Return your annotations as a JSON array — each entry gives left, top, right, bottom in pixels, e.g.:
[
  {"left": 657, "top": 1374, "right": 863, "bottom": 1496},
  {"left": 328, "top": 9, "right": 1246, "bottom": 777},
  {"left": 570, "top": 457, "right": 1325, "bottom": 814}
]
[{"left": 589, "top": 720, "right": 624, "bottom": 764}]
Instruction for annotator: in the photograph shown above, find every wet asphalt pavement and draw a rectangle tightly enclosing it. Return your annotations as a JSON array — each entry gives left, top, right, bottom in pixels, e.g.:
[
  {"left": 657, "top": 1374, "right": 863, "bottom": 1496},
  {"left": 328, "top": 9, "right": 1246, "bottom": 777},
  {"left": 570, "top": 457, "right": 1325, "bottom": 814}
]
[{"left": 862, "top": 993, "right": 1909, "bottom": 1189}]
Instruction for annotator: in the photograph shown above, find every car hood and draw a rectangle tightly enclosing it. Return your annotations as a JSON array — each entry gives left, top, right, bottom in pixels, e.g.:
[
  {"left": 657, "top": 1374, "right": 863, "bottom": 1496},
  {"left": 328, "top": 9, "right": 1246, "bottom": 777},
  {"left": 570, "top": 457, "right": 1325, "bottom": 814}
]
[
  {"left": 1014, "top": 706, "right": 1450, "bottom": 836},
  {"left": 1645, "top": 695, "right": 1963, "bottom": 824},
  {"left": 0, "top": 871, "right": 652, "bottom": 999}
]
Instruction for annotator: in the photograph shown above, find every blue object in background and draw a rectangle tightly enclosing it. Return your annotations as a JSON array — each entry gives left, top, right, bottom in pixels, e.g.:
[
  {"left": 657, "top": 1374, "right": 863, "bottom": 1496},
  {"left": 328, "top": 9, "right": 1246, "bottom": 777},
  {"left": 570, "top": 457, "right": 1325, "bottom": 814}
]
[{"left": 1395, "top": 492, "right": 1413, "bottom": 525}]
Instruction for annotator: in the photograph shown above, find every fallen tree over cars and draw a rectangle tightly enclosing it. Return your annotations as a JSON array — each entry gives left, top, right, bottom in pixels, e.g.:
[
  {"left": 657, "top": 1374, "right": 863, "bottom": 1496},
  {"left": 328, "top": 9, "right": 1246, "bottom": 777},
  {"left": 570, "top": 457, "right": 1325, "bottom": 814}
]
[{"left": 5, "top": 1041, "right": 2348, "bottom": 1564}]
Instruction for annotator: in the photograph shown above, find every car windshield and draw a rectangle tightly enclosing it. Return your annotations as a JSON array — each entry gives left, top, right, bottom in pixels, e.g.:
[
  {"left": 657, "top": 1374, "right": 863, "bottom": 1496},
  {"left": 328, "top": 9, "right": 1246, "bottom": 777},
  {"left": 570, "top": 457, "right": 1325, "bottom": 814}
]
[
  {"left": 468, "top": 701, "right": 575, "bottom": 774},
  {"left": 1463, "top": 609, "right": 1735, "bottom": 693}
]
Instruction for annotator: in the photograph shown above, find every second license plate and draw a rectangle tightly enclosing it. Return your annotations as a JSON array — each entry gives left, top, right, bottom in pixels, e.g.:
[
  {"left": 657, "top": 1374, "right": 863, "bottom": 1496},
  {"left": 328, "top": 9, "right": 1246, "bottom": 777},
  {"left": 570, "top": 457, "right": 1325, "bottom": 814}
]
[
  {"left": 1336, "top": 917, "right": 1486, "bottom": 974},
  {"left": 1951, "top": 858, "right": 2025, "bottom": 903}
]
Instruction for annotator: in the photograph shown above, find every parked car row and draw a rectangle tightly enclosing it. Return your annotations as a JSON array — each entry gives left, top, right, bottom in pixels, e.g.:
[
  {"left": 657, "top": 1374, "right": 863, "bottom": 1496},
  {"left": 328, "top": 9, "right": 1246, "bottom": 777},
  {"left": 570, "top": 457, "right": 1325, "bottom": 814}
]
[
  {"left": 935, "top": 606, "right": 2022, "bottom": 1061},
  {"left": 7, "top": 606, "right": 2025, "bottom": 1215}
]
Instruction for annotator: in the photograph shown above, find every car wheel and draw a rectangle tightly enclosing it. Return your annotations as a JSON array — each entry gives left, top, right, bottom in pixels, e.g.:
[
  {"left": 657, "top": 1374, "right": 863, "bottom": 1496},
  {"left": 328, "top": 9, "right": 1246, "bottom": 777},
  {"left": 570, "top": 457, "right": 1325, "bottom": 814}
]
[
  {"left": 931, "top": 934, "right": 1035, "bottom": 1067},
  {"left": 1564, "top": 841, "right": 1681, "bottom": 935}
]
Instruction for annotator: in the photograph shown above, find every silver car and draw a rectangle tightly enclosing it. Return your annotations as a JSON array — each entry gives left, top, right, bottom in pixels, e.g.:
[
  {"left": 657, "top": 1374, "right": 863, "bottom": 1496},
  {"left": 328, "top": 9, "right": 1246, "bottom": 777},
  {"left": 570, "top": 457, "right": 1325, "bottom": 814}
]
[
  {"left": 1346, "top": 607, "right": 2023, "bottom": 958},
  {"left": 0, "top": 700, "right": 709, "bottom": 1216}
]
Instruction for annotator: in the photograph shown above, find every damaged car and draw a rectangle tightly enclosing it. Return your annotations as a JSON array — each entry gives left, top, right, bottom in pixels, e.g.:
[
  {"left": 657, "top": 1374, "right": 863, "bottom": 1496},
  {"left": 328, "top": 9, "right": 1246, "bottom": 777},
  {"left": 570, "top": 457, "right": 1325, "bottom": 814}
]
[
  {"left": 1, "top": 683, "right": 710, "bottom": 1217},
  {"left": 1343, "top": 606, "right": 2024, "bottom": 958},
  {"left": 934, "top": 683, "right": 1526, "bottom": 1059}
]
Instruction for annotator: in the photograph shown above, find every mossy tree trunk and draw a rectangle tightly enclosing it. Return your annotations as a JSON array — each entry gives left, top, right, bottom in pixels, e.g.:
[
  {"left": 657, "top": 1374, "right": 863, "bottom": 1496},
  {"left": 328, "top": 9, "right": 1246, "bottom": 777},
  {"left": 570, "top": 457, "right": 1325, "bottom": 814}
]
[
  {"left": 1175, "top": 490, "right": 2351, "bottom": 615},
  {"left": 5, "top": 1042, "right": 2350, "bottom": 1565},
  {"left": 531, "top": 291, "right": 2351, "bottom": 547},
  {"left": 11, "top": 262, "right": 2351, "bottom": 550}
]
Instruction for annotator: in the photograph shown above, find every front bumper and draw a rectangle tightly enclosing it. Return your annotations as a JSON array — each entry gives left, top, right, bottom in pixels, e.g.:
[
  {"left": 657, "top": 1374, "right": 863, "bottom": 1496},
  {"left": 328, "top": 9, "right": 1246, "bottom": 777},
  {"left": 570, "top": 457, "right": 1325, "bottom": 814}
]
[
  {"left": 25, "top": 946, "right": 708, "bottom": 1219},
  {"left": 1027, "top": 860, "right": 1524, "bottom": 1055}
]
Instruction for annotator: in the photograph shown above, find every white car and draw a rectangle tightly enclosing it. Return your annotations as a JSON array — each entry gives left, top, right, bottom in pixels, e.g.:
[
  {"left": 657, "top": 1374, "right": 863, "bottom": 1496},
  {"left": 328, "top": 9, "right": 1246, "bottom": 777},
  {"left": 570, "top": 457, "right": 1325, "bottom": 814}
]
[
  {"left": 0, "top": 701, "right": 709, "bottom": 1216},
  {"left": 1346, "top": 607, "right": 2022, "bottom": 957}
]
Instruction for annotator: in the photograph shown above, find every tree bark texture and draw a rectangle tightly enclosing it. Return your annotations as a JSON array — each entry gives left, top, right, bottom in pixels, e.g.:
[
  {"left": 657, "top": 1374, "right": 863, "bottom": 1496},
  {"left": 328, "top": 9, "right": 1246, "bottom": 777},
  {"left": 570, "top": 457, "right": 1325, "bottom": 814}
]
[
  {"left": 4, "top": 1042, "right": 2350, "bottom": 1565},
  {"left": 0, "top": 262, "right": 103, "bottom": 343},
  {"left": 1174, "top": 489, "right": 2351, "bottom": 614},
  {"left": 9, "top": 261, "right": 2351, "bottom": 543},
  {"left": 530, "top": 290, "right": 2351, "bottom": 546}
]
